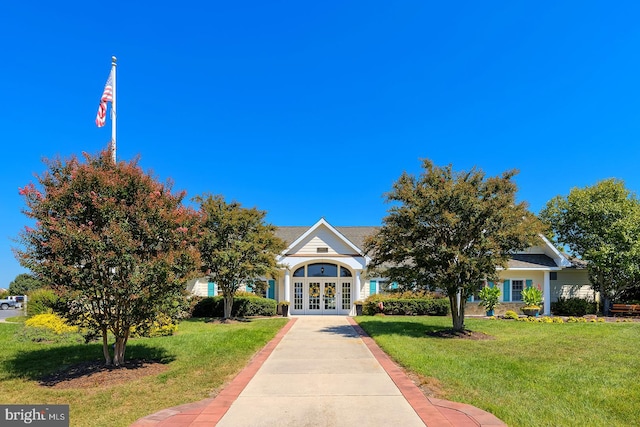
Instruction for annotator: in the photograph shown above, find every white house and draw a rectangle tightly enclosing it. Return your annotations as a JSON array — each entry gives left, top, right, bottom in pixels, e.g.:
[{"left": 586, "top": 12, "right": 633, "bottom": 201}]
[{"left": 188, "top": 218, "right": 593, "bottom": 316}]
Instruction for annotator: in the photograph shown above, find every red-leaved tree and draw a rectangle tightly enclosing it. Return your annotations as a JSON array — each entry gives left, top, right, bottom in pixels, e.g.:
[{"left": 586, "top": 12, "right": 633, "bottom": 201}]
[{"left": 16, "top": 149, "right": 200, "bottom": 366}]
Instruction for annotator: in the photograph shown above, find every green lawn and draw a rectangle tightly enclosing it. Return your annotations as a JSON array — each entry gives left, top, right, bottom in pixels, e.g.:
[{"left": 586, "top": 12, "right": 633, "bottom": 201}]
[
  {"left": 356, "top": 316, "right": 640, "bottom": 427},
  {"left": 0, "top": 317, "right": 287, "bottom": 427}
]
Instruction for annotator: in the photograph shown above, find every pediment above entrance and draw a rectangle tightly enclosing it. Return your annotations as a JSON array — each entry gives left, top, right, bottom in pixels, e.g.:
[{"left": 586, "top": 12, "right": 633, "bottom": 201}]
[
  {"left": 276, "top": 218, "right": 372, "bottom": 270},
  {"left": 277, "top": 218, "right": 368, "bottom": 257}
]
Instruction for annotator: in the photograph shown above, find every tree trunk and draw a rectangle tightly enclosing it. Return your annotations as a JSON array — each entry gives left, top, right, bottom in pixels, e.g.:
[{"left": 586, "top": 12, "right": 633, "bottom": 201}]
[
  {"left": 113, "top": 327, "right": 130, "bottom": 366},
  {"left": 223, "top": 294, "right": 234, "bottom": 319},
  {"left": 101, "top": 326, "right": 112, "bottom": 366},
  {"left": 449, "top": 293, "right": 466, "bottom": 331},
  {"left": 602, "top": 295, "right": 611, "bottom": 316},
  {"left": 597, "top": 274, "right": 610, "bottom": 316}
]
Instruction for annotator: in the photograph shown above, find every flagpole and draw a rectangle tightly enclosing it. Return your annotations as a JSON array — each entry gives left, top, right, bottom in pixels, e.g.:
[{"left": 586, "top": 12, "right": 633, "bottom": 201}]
[{"left": 111, "top": 56, "right": 117, "bottom": 163}]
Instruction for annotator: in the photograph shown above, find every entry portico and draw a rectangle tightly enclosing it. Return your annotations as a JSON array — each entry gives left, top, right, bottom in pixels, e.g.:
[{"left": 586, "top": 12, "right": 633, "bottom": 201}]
[{"left": 275, "top": 218, "right": 371, "bottom": 315}]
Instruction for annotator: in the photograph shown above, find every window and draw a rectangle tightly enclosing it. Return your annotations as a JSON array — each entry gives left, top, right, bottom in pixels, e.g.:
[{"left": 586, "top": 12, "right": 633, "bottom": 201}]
[
  {"left": 378, "top": 280, "right": 401, "bottom": 293},
  {"left": 340, "top": 267, "right": 352, "bottom": 277},
  {"left": 252, "top": 280, "right": 267, "bottom": 298},
  {"left": 294, "top": 282, "right": 303, "bottom": 310},
  {"left": 341, "top": 282, "right": 351, "bottom": 309},
  {"left": 293, "top": 266, "right": 305, "bottom": 277},
  {"left": 308, "top": 263, "right": 337, "bottom": 277},
  {"left": 512, "top": 280, "right": 524, "bottom": 302},
  {"left": 470, "top": 283, "right": 484, "bottom": 302},
  {"left": 378, "top": 280, "right": 390, "bottom": 293}
]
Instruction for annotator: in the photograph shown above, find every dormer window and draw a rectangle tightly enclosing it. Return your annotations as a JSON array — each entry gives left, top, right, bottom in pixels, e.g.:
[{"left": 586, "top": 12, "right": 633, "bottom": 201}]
[{"left": 317, "top": 247, "right": 329, "bottom": 253}]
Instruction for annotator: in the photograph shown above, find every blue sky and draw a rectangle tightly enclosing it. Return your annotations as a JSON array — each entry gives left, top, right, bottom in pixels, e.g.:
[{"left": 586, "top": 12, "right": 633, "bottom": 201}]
[{"left": 2, "top": 1, "right": 640, "bottom": 288}]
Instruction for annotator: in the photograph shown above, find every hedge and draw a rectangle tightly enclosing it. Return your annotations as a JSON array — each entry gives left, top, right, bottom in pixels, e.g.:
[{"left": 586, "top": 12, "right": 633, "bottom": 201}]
[
  {"left": 191, "top": 296, "right": 277, "bottom": 318},
  {"left": 363, "top": 295, "right": 449, "bottom": 316},
  {"left": 551, "top": 297, "right": 597, "bottom": 316}
]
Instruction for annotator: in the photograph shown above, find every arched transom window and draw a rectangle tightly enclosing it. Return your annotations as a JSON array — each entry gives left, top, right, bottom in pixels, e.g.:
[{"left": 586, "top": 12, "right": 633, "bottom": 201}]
[{"left": 292, "top": 263, "right": 352, "bottom": 277}]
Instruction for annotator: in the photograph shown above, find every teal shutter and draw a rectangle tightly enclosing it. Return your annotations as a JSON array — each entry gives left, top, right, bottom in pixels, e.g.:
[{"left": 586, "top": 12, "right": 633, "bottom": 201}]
[
  {"left": 467, "top": 294, "right": 473, "bottom": 303},
  {"left": 503, "top": 280, "right": 511, "bottom": 302},
  {"left": 369, "top": 280, "right": 377, "bottom": 295},
  {"left": 526, "top": 280, "right": 533, "bottom": 288},
  {"left": 267, "top": 279, "right": 275, "bottom": 299},
  {"left": 207, "top": 281, "right": 215, "bottom": 297},
  {"left": 391, "top": 282, "right": 399, "bottom": 290},
  {"left": 246, "top": 283, "right": 253, "bottom": 292}
]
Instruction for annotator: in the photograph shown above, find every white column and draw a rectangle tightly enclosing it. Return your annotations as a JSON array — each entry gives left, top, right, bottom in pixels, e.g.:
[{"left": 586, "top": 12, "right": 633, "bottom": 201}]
[
  {"left": 543, "top": 271, "right": 551, "bottom": 315},
  {"left": 284, "top": 269, "right": 291, "bottom": 303},
  {"left": 355, "top": 270, "right": 361, "bottom": 302}
]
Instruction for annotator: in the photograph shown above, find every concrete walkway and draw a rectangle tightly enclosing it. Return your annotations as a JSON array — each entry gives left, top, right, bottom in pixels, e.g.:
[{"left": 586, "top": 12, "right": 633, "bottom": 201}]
[{"left": 132, "top": 316, "right": 506, "bottom": 427}]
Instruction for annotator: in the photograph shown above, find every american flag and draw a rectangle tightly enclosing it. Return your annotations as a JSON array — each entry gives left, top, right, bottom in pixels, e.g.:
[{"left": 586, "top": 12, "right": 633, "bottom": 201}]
[{"left": 95, "top": 70, "right": 114, "bottom": 127}]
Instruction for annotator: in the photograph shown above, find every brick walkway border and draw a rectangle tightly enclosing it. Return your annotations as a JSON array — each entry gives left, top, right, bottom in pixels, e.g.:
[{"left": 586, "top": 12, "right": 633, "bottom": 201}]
[
  {"left": 130, "top": 318, "right": 298, "bottom": 427},
  {"left": 347, "top": 317, "right": 506, "bottom": 427}
]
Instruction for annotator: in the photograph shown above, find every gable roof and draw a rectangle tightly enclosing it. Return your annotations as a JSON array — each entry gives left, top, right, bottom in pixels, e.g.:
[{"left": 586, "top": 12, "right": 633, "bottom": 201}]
[
  {"left": 507, "top": 254, "right": 558, "bottom": 269},
  {"left": 275, "top": 221, "right": 378, "bottom": 255}
]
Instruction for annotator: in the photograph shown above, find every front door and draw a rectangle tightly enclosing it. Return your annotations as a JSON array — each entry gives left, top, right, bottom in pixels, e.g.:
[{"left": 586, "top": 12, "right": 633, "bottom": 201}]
[
  {"left": 323, "top": 282, "right": 337, "bottom": 314},
  {"left": 289, "top": 263, "right": 354, "bottom": 315},
  {"left": 307, "top": 281, "right": 338, "bottom": 314}
]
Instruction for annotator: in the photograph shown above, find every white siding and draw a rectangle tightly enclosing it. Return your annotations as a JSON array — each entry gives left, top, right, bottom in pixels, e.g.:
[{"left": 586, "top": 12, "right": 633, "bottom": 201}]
[
  {"left": 551, "top": 270, "right": 594, "bottom": 301},
  {"left": 189, "top": 278, "right": 210, "bottom": 297},
  {"left": 291, "top": 227, "right": 354, "bottom": 256},
  {"left": 361, "top": 281, "right": 371, "bottom": 300}
]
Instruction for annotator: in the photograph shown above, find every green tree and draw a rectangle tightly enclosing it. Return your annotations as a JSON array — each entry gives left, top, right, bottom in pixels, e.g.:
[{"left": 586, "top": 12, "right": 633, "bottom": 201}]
[
  {"left": 16, "top": 149, "right": 199, "bottom": 366},
  {"left": 540, "top": 179, "right": 640, "bottom": 306},
  {"left": 365, "top": 159, "right": 543, "bottom": 331},
  {"left": 195, "top": 194, "right": 284, "bottom": 319},
  {"left": 8, "top": 273, "right": 42, "bottom": 295}
]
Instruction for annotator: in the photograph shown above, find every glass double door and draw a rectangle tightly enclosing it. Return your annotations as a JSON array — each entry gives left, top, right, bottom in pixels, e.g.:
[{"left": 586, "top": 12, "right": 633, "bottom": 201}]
[
  {"left": 292, "top": 279, "right": 352, "bottom": 314},
  {"left": 307, "top": 281, "right": 338, "bottom": 314}
]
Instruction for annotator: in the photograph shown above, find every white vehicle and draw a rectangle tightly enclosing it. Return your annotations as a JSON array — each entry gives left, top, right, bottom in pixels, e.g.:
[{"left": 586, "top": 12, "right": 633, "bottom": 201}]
[{"left": 0, "top": 298, "right": 17, "bottom": 310}]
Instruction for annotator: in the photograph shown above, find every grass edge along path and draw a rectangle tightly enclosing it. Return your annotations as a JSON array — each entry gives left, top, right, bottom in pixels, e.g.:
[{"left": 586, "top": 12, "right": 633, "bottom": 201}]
[
  {"left": 356, "top": 316, "right": 640, "bottom": 427},
  {"left": 0, "top": 317, "right": 288, "bottom": 427}
]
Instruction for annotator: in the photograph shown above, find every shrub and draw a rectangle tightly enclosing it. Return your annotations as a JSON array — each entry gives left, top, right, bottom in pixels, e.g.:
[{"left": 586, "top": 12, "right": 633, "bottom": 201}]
[
  {"left": 185, "top": 296, "right": 204, "bottom": 318},
  {"left": 521, "top": 285, "right": 543, "bottom": 307},
  {"left": 478, "top": 286, "right": 501, "bottom": 312},
  {"left": 191, "top": 296, "right": 277, "bottom": 317},
  {"left": 26, "top": 288, "right": 64, "bottom": 317},
  {"left": 384, "top": 290, "right": 444, "bottom": 299},
  {"left": 25, "top": 313, "right": 78, "bottom": 334},
  {"left": 131, "top": 314, "right": 178, "bottom": 338},
  {"left": 503, "top": 310, "right": 519, "bottom": 319},
  {"left": 551, "top": 297, "right": 597, "bottom": 316},
  {"left": 191, "top": 296, "right": 218, "bottom": 317},
  {"left": 235, "top": 290, "right": 256, "bottom": 297},
  {"left": 362, "top": 294, "right": 449, "bottom": 316},
  {"left": 234, "top": 297, "right": 277, "bottom": 316}
]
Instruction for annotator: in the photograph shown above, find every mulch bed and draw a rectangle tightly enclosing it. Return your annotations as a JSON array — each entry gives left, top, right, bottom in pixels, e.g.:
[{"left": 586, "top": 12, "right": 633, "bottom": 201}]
[{"left": 39, "top": 359, "right": 168, "bottom": 389}]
